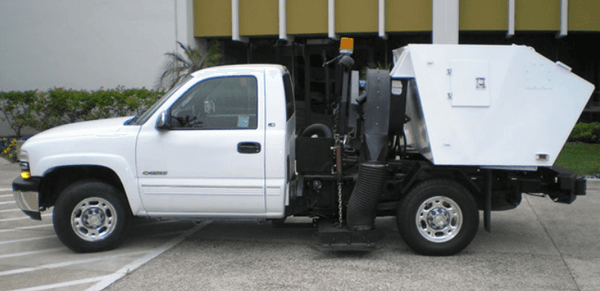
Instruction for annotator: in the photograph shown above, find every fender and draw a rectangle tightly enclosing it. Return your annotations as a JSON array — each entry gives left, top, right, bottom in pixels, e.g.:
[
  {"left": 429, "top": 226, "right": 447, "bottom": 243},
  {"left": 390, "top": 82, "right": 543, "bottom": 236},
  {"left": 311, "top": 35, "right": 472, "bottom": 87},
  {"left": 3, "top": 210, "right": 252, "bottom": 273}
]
[{"left": 36, "top": 153, "right": 145, "bottom": 215}]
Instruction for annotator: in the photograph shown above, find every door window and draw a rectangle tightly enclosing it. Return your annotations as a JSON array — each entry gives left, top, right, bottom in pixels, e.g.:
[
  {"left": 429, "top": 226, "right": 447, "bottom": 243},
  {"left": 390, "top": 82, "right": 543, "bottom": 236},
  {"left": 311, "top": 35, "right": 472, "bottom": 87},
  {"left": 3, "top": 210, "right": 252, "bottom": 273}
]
[
  {"left": 283, "top": 73, "right": 295, "bottom": 121},
  {"left": 170, "top": 76, "right": 258, "bottom": 129}
]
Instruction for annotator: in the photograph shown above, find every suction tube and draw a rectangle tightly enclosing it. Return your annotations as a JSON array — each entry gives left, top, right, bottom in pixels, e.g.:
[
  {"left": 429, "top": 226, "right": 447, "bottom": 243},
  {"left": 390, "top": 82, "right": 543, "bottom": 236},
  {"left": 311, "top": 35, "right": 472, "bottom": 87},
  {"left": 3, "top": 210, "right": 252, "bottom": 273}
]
[
  {"left": 346, "top": 69, "right": 392, "bottom": 231},
  {"left": 346, "top": 162, "right": 388, "bottom": 230}
]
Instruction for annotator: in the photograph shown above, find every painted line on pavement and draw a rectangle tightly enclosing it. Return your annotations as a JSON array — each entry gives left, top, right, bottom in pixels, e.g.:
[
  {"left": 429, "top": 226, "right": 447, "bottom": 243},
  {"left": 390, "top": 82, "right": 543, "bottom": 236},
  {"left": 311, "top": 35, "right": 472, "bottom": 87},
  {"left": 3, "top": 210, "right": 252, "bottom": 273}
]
[
  {"left": 0, "top": 235, "right": 57, "bottom": 245},
  {"left": 87, "top": 221, "right": 211, "bottom": 291},
  {"left": 0, "top": 224, "right": 54, "bottom": 233},
  {"left": 0, "top": 201, "right": 16, "bottom": 205},
  {"left": 0, "top": 247, "right": 65, "bottom": 259},
  {"left": 0, "top": 213, "right": 52, "bottom": 222},
  {"left": 0, "top": 194, "right": 13, "bottom": 198},
  {"left": 0, "top": 208, "right": 20, "bottom": 213},
  {"left": 11, "top": 275, "right": 111, "bottom": 291},
  {"left": 0, "top": 251, "right": 148, "bottom": 276}
]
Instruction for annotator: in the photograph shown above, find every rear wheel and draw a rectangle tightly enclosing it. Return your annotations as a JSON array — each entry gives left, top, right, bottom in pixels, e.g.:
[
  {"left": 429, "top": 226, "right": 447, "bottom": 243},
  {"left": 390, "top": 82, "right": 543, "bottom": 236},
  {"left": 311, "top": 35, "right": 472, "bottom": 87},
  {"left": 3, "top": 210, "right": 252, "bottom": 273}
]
[
  {"left": 53, "top": 180, "right": 131, "bottom": 253},
  {"left": 397, "top": 179, "right": 478, "bottom": 256}
]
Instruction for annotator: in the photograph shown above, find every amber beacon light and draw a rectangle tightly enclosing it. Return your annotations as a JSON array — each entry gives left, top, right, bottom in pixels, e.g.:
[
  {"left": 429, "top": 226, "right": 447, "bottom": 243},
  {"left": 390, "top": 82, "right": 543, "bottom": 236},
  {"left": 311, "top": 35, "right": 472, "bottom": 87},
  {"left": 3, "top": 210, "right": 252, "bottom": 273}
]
[{"left": 339, "top": 37, "right": 354, "bottom": 55}]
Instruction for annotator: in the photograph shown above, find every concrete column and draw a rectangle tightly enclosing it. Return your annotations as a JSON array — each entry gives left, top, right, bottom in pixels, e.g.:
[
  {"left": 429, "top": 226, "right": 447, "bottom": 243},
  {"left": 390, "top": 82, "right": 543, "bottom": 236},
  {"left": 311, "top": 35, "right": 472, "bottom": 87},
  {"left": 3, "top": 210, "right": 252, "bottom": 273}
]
[
  {"left": 328, "top": 0, "right": 339, "bottom": 40},
  {"left": 432, "top": 0, "right": 459, "bottom": 44},
  {"left": 232, "top": 0, "right": 248, "bottom": 42},
  {"left": 559, "top": 0, "right": 569, "bottom": 37}
]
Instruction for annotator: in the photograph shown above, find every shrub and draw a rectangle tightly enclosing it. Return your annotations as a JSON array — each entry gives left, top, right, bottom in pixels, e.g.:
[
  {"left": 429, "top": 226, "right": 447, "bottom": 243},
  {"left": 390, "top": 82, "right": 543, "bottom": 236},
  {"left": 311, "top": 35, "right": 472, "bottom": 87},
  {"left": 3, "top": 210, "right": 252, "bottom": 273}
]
[
  {"left": 568, "top": 122, "right": 600, "bottom": 143},
  {"left": 0, "top": 88, "right": 163, "bottom": 136},
  {"left": 158, "top": 41, "right": 221, "bottom": 90},
  {"left": 0, "top": 91, "right": 39, "bottom": 137}
]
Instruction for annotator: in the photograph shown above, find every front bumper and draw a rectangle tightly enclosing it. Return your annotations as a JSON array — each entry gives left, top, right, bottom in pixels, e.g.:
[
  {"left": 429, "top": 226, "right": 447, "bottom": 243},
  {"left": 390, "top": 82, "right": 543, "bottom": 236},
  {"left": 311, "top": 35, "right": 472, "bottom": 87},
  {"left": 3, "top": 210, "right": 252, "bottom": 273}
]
[{"left": 12, "top": 177, "right": 42, "bottom": 220}]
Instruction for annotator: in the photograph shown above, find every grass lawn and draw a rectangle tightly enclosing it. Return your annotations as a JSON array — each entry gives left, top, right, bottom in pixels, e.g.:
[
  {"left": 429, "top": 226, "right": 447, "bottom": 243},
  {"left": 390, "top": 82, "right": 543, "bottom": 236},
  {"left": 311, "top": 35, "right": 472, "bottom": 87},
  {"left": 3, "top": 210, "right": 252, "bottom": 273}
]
[{"left": 555, "top": 143, "right": 600, "bottom": 176}]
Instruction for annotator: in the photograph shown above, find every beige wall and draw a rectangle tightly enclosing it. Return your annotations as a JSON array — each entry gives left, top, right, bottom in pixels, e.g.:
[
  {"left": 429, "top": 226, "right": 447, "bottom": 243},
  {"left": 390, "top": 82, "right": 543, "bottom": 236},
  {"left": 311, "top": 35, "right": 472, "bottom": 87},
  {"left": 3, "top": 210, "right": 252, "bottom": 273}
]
[
  {"left": 240, "top": 0, "right": 278, "bottom": 36},
  {"left": 194, "top": 0, "right": 600, "bottom": 37},
  {"left": 386, "top": 0, "right": 432, "bottom": 32},
  {"left": 194, "top": 0, "right": 231, "bottom": 37},
  {"left": 460, "top": 0, "right": 506, "bottom": 31},
  {"left": 570, "top": 0, "right": 600, "bottom": 31},
  {"left": 288, "top": 0, "right": 328, "bottom": 35}
]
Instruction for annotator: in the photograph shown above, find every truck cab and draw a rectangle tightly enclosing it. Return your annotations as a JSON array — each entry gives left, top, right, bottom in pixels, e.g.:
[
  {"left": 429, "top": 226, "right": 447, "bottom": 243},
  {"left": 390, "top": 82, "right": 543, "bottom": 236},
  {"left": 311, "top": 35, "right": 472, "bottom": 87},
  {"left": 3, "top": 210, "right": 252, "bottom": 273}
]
[{"left": 133, "top": 65, "right": 296, "bottom": 219}]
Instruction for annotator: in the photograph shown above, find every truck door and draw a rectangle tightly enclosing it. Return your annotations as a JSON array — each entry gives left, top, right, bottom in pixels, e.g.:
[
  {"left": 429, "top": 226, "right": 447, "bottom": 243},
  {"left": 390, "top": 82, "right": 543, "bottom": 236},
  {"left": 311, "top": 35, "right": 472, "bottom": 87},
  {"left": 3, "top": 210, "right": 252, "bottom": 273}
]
[{"left": 135, "top": 73, "right": 266, "bottom": 216}]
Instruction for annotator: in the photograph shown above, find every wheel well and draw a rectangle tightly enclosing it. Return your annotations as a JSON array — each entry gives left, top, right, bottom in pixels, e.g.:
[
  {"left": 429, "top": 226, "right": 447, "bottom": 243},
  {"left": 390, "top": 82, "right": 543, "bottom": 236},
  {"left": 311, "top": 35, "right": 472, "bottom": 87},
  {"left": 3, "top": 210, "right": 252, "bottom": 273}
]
[
  {"left": 404, "top": 169, "right": 521, "bottom": 211},
  {"left": 402, "top": 169, "right": 482, "bottom": 198},
  {"left": 39, "top": 166, "right": 127, "bottom": 209}
]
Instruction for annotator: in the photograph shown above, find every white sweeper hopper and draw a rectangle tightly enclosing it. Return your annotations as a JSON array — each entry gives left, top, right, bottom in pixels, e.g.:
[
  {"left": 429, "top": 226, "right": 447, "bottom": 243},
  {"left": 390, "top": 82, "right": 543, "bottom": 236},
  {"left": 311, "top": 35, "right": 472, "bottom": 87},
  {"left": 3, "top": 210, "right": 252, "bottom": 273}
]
[{"left": 390, "top": 44, "right": 594, "bottom": 168}]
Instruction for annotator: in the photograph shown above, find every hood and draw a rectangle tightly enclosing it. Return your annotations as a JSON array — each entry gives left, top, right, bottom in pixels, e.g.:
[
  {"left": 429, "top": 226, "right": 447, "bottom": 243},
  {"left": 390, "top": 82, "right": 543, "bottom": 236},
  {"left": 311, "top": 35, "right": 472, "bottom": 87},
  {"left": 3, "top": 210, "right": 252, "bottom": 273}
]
[{"left": 27, "top": 116, "right": 134, "bottom": 142}]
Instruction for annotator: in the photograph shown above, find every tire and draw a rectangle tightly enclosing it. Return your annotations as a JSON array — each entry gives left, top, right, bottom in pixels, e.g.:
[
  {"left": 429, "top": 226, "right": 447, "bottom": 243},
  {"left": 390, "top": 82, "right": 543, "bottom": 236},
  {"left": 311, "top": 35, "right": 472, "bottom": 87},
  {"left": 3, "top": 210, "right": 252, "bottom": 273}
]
[
  {"left": 53, "top": 180, "right": 132, "bottom": 253},
  {"left": 397, "top": 179, "right": 479, "bottom": 256},
  {"left": 300, "top": 124, "right": 333, "bottom": 138}
]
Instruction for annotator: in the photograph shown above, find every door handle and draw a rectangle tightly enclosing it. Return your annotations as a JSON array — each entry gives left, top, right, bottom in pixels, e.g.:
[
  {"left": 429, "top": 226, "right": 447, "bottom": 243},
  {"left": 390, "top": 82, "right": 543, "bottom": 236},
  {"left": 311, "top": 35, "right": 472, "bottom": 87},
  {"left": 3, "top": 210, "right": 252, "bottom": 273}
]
[{"left": 237, "top": 142, "right": 261, "bottom": 154}]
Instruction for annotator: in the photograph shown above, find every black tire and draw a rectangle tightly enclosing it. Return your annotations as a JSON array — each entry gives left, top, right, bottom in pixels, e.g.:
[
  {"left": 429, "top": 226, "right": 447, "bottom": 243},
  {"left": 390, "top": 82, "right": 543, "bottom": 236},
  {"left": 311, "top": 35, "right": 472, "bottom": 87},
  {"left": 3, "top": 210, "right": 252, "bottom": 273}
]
[
  {"left": 397, "top": 179, "right": 479, "bottom": 256},
  {"left": 53, "top": 180, "right": 132, "bottom": 253},
  {"left": 300, "top": 124, "right": 333, "bottom": 138}
]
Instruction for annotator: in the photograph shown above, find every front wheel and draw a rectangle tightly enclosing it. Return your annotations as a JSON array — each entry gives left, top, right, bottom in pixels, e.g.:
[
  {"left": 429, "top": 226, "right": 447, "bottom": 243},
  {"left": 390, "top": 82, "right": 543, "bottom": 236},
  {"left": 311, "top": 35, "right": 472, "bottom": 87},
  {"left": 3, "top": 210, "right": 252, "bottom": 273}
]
[
  {"left": 397, "top": 179, "right": 479, "bottom": 256},
  {"left": 53, "top": 180, "right": 131, "bottom": 253}
]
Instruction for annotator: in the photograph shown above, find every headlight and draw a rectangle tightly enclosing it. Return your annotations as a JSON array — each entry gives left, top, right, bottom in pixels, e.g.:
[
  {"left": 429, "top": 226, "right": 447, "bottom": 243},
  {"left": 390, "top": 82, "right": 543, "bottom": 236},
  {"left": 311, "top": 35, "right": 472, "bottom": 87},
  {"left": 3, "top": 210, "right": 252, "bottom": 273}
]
[
  {"left": 19, "top": 150, "right": 28, "bottom": 162},
  {"left": 19, "top": 151, "right": 30, "bottom": 179}
]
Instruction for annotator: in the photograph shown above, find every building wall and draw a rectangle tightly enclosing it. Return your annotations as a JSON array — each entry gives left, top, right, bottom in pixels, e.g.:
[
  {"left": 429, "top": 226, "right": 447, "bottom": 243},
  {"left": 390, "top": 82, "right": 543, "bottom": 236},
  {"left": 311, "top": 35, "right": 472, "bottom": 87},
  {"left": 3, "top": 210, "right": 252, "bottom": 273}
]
[
  {"left": 0, "top": 0, "right": 194, "bottom": 92},
  {"left": 194, "top": 0, "right": 231, "bottom": 37},
  {"left": 194, "top": 0, "right": 600, "bottom": 38},
  {"left": 570, "top": 0, "right": 600, "bottom": 31},
  {"left": 288, "top": 0, "right": 328, "bottom": 35}
]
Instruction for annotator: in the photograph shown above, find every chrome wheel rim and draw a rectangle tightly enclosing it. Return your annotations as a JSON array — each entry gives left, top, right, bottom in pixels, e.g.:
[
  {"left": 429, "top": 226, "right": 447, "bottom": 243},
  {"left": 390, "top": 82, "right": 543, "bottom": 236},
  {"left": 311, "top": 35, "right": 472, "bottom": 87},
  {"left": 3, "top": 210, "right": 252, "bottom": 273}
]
[
  {"left": 416, "top": 196, "right": 462, "bottom": 243},
  {"left": 71, "top": 197, "right": 117, "bottom": 242}
]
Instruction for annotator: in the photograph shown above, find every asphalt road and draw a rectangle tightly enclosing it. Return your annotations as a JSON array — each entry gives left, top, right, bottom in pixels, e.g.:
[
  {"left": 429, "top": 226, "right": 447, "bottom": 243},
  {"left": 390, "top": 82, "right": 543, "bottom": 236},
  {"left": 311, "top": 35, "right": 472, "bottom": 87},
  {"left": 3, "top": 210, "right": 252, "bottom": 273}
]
[{"left": 1, "top": 159, "right": 599, "bottom": 290}]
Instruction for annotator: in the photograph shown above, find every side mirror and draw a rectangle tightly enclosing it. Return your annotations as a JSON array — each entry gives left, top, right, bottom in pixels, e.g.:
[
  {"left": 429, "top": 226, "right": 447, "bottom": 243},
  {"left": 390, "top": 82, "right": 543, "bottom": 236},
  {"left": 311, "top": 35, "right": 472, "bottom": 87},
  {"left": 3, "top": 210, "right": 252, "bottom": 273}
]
[{"left": 155, "top": 110, "right": 171, "bottom": 130}]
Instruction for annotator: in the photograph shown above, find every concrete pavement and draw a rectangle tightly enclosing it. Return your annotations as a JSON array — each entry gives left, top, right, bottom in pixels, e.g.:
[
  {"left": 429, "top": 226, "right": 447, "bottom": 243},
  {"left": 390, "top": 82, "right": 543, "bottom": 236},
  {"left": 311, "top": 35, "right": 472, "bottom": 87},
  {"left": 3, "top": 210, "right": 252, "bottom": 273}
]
[
  {"left": 0, "top": 160, "right": 203, "bottom": 291},
  {"left": 0, "top": 158, "right": 19, "bottom": 187},
  {"left": 104, "top": 182, "right": 600, "bottom": 290}
]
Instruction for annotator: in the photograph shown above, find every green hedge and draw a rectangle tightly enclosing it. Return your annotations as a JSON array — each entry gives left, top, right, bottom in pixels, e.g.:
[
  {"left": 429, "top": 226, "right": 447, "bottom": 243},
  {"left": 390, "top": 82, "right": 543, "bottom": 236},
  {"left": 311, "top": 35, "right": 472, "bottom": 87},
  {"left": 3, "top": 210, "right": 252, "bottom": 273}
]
[
  {"left": 0, "top": 87, "right": 163, "bottom": 137},
  {"left": 568, "top": 122, "right": 600, "bottom": 143}
]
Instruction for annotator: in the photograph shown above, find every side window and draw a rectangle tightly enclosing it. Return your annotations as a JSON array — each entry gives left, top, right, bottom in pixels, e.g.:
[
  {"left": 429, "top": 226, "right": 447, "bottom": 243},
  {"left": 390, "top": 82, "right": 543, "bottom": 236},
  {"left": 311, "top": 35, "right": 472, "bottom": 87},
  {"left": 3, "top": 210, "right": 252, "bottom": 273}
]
[
  {"left": 170, "top": 76, "right": 258, "bottom": 130},
  {"left": 283, "top": 74, "right": 295, "bottom": 121}
]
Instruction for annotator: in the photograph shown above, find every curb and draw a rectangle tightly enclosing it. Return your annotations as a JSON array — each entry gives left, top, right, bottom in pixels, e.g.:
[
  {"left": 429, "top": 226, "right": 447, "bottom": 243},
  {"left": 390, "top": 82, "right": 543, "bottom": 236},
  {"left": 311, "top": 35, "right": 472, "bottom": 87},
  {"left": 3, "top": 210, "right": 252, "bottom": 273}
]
[{"left": 586, "top": 179, "right": 600, "bottom": 186}]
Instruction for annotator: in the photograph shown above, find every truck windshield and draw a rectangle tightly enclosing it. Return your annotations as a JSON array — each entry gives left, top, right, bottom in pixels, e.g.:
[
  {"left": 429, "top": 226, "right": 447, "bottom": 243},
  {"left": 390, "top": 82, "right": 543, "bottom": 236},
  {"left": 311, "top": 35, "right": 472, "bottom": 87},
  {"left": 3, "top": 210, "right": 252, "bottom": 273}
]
[{"left": 125, "top": 75, "right": 194, "bottom": 126}]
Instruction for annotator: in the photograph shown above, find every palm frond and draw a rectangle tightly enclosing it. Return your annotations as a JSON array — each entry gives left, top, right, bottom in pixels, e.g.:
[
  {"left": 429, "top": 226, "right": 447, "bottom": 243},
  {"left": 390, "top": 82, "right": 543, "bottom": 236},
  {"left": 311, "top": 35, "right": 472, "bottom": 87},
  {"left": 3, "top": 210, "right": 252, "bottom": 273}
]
[{"left": 156, "top": 42, "right": 221, "bottom": 91}]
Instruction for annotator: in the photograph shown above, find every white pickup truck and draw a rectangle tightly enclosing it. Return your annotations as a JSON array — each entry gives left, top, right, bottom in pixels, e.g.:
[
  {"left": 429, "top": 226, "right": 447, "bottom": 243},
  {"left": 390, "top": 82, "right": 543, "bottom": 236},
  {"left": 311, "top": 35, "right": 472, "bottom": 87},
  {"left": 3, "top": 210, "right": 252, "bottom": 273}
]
[
  {"left": 13, "top": 40, "right": 593, "bottom": 256},
  {"left": 14, "top": 64, "right": 296, "bottom": 252}
]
